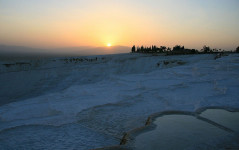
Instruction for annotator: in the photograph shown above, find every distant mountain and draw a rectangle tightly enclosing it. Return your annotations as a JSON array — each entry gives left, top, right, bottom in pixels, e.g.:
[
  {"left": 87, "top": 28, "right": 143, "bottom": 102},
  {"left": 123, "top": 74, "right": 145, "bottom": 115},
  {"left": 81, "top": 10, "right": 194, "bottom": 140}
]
[
  {"left": 0, "top": 45, "right": 51, "bottom": 56},
  {"left": 52, "top": 45, "right": 130, "bottom": 56},
  {"left": 0, "top": 45, "right": 130, "bottom": 57}
]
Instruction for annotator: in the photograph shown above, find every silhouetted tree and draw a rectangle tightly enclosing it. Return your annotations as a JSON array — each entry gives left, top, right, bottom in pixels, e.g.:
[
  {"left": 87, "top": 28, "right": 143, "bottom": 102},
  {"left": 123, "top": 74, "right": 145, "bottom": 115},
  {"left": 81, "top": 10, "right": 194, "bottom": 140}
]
[
  {"left": 236, "top": 46, "right": 239, "bottom": 53},
  {"left": 136, "top": 46, "right": 140, "bottom": 52},
  {"left": 212, "top": 48, "right": 218, "bottom": 52},
  {"left": 191, "top": 49, "right": 198, "bottom": 54},
  {"left": 173, "top": 45, "right": 184, "bottom": 51},
  {"left": 152, "top": 45, "right": 158, "bottom": 53},
  {"left": 160, "top": 46, "right": 167, "bottom": 52},
  {"left": 131, "top": 44, "right": 224, "bottom": 55},
  {"left": 131, "top": 45, "right": 136, "bottom": 53},
  {"left": 203, "top": 45, "right": 211, "bottom": 53},
  {"left": 140, "top": 46, "right": 144, "bottom": 53}
]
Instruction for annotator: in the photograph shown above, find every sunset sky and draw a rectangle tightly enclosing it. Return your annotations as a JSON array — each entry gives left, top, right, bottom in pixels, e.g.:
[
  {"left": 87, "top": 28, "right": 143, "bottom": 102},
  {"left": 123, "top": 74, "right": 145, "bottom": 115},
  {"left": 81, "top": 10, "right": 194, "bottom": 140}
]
[{"left": 0, "top": 0, "right": 239, "bottom": 50}]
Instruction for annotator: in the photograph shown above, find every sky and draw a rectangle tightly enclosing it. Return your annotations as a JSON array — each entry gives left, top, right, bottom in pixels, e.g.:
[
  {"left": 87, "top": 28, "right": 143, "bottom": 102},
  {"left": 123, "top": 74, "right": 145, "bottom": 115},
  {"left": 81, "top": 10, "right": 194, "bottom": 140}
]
[{"left": 0, "top": 0, "right": 239, "bottom": 51}]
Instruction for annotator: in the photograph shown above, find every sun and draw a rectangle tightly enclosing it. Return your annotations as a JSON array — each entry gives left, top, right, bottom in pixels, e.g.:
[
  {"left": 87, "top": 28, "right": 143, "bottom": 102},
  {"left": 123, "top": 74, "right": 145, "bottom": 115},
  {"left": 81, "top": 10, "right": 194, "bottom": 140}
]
[{"left": 107, "top": 43, "right": 112, "bottom": 47}]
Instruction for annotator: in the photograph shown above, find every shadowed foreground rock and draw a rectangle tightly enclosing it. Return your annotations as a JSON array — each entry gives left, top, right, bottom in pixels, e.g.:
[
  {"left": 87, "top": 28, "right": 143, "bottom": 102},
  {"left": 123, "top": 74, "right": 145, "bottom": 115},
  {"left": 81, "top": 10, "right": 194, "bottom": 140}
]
[
  {"left": 96, "top": 107, "right": 239, "bottom": 150},
  {"left": 130, "top": 108, "right": 239, "bottom": 150}
]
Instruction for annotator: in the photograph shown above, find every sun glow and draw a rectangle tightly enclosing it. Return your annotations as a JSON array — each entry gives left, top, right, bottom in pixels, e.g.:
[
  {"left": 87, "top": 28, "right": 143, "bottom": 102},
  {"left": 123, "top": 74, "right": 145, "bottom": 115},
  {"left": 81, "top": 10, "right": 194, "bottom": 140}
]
[{"left": 107, "top": 43, "right": 112, "bottom": 47}]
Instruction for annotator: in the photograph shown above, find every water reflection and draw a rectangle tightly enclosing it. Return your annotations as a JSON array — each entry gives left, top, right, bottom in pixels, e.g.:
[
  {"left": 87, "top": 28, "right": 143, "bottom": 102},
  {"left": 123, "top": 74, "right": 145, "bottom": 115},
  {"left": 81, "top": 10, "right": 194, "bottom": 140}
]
[{"left": 132, "top": 108, "right": 239, "bottom": 150}]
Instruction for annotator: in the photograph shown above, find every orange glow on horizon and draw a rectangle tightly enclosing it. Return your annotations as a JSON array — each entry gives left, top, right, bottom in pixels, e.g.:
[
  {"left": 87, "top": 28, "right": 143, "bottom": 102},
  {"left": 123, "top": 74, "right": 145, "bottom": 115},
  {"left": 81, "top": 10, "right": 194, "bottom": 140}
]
[{"left": 0, "top": 1, "right": 238, "bottom": 50}]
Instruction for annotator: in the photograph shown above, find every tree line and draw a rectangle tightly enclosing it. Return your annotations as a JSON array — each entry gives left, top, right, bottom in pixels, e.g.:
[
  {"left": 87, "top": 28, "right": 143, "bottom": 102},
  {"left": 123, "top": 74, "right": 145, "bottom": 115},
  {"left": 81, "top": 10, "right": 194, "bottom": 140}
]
[{"left": 131, "top": 45, "right": 239, "bottom": 55}]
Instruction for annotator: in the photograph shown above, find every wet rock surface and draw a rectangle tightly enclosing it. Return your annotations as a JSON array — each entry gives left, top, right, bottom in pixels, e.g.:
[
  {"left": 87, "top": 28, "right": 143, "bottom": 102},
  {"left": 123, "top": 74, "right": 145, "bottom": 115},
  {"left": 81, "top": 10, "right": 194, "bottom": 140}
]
[{"left": 104, "top": 107, "right": 239, "bottom": 150}]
